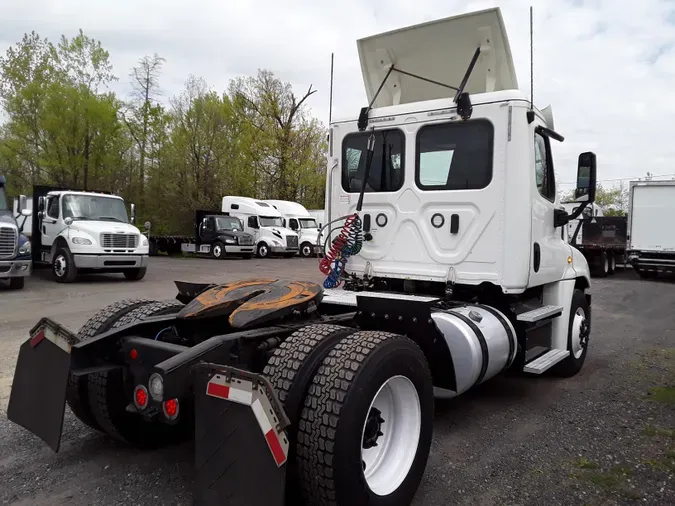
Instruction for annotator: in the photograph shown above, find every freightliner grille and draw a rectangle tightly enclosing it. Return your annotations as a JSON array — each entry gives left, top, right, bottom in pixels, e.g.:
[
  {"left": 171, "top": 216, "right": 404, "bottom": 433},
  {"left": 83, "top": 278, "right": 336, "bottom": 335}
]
[
  {"left": 0, "top": 226, "right": 18, "bottom": 259},
  {"left": 101, "top": 233, "right": 138, "bottom": 249},
  {"left": 286, "top": 236, "right": 299, "bottom": 249},
  {"left": 238, "top": 236, "right": 254, "bottom": 246}
]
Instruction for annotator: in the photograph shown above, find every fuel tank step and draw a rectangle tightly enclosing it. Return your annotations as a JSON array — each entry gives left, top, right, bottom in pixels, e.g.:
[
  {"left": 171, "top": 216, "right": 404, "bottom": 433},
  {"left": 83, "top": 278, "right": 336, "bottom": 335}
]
[
  {"left": 516, "top": 305, "right": 563, "bottom": 323},
  {"left": 523, "top": 348, "right": 569, "bottom": 374}
]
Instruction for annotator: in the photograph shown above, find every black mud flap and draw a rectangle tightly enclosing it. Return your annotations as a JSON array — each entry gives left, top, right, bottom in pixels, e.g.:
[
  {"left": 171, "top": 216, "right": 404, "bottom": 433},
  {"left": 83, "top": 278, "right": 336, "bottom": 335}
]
[
  {"left": 7, "top": 318, "right": 75, "bottom": 452},
  {"left": 193, "top": 363, "right": 290, "bottom": 506}
]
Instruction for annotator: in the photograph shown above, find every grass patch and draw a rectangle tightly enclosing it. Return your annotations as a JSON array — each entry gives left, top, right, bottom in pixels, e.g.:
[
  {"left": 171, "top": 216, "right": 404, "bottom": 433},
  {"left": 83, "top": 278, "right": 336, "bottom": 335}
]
[
  {"left": 574, "top": 456, "right": 600, "bottom": 469},
  {"left": 643, "top": 425, "right": 675, "bottom": 438},
  {"left": 648, "top": 386, "right": 675, "bottom": 405}
]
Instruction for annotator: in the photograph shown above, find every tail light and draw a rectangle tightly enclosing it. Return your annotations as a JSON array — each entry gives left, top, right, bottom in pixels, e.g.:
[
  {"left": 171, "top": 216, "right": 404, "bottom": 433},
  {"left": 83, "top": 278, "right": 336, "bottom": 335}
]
[
  {"left": 134, "top": 385, "right": 149, "bottom": 410},
  {"left": 163, "top": 398, "right": 179, "bottom": 420}
]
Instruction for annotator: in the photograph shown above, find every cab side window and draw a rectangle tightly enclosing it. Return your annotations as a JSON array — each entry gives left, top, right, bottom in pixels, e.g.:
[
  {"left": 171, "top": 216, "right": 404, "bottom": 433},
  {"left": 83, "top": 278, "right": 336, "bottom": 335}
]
[
  {"left": 248, "top": 216, "right": 258, "bottom": 228},
  {"left": 534, "top": 132, "right": 556, "bottom": 202},
  {"left": 289, "top": 218, "right": 298, "bottom": 230},
  {"left": 46, "top": 196, "right": 59, "bottom": 219}
]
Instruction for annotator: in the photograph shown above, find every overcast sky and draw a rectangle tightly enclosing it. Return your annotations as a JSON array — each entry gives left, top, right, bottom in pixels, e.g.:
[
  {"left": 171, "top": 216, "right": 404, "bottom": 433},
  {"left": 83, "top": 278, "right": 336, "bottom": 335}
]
[{"left": 2, "top": 0, "right": 674, "bottom": 189}]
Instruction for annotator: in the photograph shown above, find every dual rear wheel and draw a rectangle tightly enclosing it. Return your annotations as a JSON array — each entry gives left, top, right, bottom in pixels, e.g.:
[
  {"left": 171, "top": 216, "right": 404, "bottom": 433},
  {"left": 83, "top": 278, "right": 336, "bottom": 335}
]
[{"left": 263, "top": 325, "right": 434, "bottom": 506}]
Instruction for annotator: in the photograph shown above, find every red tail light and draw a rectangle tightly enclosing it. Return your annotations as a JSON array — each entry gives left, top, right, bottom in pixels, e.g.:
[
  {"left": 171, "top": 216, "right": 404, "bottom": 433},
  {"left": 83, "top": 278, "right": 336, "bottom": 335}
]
[
  {"left": 163, "top": 398, "right": 179, "bottom": 420},
  {"left": 134, "top": 385, "right": 149, "bottom": 410}
]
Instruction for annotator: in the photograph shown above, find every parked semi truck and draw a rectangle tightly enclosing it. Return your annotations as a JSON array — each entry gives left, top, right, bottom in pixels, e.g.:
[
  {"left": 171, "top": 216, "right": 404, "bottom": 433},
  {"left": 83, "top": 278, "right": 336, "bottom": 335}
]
[
  {"left": 264, "top": 200, "right": 322, "bottom": 257},
  {"left": 561, "top": 202, "right": 627, "bottom": 277},
  {"left": 148, "top": 210, "right": 255, "bottom": 259},
  {"left": 627, "top": 179, "right": 675, "bottom": 278},
  {"left": 16, "top": 185, "right": 149, "bottom": 283},
  {"left": 8, "top": 8, "right": 598, "bottom": 506},
  {"left": 222, "top": 196, "right": 299, "bottom": 258},
  {"left": 0, "top": 176, "right": 32, "bottom": 289}
]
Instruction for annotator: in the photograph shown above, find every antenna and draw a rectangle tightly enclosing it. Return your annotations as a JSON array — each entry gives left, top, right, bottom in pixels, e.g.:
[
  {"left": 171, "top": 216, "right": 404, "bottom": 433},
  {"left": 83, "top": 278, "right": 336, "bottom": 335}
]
[
  {"left": 530, "top": 6, "right": 534, "bottom": 110},
  {"left": 527, "top": 6, "right": 535, "bottom": 123},
  {"left": 328, "top": 53, "right": 334, "bottom": 125}
]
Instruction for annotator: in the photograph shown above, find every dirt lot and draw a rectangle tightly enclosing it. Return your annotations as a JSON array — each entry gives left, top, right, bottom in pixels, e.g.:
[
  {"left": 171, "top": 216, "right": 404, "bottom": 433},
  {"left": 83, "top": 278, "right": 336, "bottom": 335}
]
[{"left": 0, "top": 258, "right": 673, "bottom": 505}]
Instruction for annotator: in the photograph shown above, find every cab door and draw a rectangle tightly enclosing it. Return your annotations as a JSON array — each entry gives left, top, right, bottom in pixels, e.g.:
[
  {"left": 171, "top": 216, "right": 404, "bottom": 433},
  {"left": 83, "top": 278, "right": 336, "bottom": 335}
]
[
  {"left": 528, "top": 125, "right": 570, "bottom": 286},
  {"left": 41, "top": 195, "right": 60, "bottom": 249}
]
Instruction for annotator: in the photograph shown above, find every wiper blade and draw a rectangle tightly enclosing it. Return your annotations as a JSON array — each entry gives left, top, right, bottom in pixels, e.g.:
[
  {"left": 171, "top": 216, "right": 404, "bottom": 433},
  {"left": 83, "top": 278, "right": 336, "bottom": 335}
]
[
  {"left": 70, "top": 216, "right": 91, "bottom": 220},
  {"left": 98, "top": 216, "right": 125, "bottom": 222}
]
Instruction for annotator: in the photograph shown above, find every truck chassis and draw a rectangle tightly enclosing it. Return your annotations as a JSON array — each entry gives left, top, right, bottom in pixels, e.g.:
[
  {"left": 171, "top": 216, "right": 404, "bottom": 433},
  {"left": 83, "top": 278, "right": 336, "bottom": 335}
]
[{"left": 8, "top": 275, "right": 590, "bottom": 506}]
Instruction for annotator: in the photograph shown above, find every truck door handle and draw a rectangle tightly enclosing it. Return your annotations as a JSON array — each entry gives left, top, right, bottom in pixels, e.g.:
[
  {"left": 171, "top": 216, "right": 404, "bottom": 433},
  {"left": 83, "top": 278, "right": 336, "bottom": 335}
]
[
  {"left": 43, "top": 226, "right": 46, "bottom": 234},
  {"left": 450, "top": 214, "right": 460, "bottom": 234}
]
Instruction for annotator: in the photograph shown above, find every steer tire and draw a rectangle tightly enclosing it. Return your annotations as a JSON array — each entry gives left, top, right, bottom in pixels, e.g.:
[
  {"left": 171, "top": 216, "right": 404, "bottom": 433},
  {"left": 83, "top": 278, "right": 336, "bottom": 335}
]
[
  {"left": 66, "top": 298, "right": 154, "bottom": 431},
  {"left": 552, "top": 289, "right": 591, "bottom": 378},
  {"left": 263, "top": 324, "right": 358, "bottom": 505},
  {"left": 87, "top": 299, "right": 188, "bottom": 448},
  {"left": 297, "top": 331, "right": 434, "bottom": 506}
]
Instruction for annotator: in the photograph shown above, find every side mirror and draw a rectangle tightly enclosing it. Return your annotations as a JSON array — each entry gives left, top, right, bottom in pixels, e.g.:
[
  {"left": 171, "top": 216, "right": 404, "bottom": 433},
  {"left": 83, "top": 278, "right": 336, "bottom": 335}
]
[
  {"left": 64, "top": 217, "right": 73, "bottom": 226},
  {"left": 38, "top": 196, "right": 45, "bottom": 212},
  {"left": 18, "top": 195, "right": 27, "bottom": 212},
  {"left": 574, "top": 152, "right": 597, "bottom": 203},
  {"left": 130, "top": 203, "right": 136, "bottom": 224}
]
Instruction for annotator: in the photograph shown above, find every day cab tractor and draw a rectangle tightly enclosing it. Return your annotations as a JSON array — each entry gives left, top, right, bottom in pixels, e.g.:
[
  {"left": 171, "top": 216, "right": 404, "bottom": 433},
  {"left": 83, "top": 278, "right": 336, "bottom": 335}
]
[{"left": 8, "top": 8, "right": 598, "bottom": 506}]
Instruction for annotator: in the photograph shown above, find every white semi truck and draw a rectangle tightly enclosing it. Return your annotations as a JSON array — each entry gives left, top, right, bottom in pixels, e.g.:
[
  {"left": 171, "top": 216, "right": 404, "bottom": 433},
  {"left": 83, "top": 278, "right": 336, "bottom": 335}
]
[
  {"left": 222, "top": 196, "right": 300, "bottom": 258},
  {"left": 627, "top": 179, "right": 675, "bottom": 278},
  {"left": 8, "top": 8, "right": 599, "bottom": 506},
  {"left": 264, "top": 199, "right": 322, "bottom": 257},
  {"left": 17, "top": 185, "right": 149, "bottom": 283}
]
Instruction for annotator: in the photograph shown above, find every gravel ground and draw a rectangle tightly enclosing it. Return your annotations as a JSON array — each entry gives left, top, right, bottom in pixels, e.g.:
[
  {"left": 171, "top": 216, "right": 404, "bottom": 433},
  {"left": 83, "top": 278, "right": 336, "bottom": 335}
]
[{"left": 0, "top": 259, "right": 673, "bottom": 505}]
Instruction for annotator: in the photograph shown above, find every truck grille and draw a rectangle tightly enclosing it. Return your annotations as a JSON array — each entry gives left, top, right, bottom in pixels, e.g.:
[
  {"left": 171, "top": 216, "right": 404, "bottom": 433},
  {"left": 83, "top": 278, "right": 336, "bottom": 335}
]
[
  {"left": 286, "top": 236, "right": 298, "bottom": 249},
  {"left": 0, "top": 226, "right": 18, "bottom": 259},
  {"left": 238, "top": 236, "right": 254, "bottom": 246},
  {"left": 101, "top": 233, "right": 138, "bottom": 249}
]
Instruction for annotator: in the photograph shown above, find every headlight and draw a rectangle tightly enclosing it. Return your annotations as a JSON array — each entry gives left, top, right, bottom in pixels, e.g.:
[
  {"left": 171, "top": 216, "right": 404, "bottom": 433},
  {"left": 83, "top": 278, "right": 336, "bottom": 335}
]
[
  {"left": 71, "top": 237, "right": 92, "bottom": 245},
  {"left": 225, "top": 238, "right": 236, "bottom": 244},
  {"left": 141, "top": 236, "right": 148, "bottom": 246},
  {"left": 18, "top": 241, "right": 31, "bottom": 255}
]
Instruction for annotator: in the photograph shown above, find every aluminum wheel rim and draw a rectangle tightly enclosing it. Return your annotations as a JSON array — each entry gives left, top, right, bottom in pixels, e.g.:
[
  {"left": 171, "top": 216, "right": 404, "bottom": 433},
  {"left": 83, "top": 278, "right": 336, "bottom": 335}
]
[
  {"left": 571, "top": 307, "right": 586, "bottom": 359},
  {"left": 302, "top": 244, "right": 311, "bottom": 256},
  {"left": 54, "top": 255, "right": 67, "bottom": 277},
  {"left": 361, "top": 375, "right": 421, "bottom": 496},
  {"left": 259, "top": 245, "right": 268, "bottom": 257},
  {"left": 213, "top": 245, "right": 222, "bottom": 257}
]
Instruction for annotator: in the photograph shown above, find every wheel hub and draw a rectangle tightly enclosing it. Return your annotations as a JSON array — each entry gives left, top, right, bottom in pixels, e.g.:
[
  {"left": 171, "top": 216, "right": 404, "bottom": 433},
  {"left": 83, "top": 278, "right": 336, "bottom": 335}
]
[
  {"left": 54, "top": 256, "right": 66, "bottom": 277},
  {"left": 362, "top": 407, "right": 385, "bottom": 450},
  {"left": 579, "top": 318, "right": 590, "bottom": 349}
]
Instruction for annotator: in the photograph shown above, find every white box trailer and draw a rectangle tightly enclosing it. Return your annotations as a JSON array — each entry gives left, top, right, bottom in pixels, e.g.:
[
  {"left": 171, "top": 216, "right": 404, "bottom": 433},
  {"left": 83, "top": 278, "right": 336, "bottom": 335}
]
[{"left": 627, "top": 180, "right": 675, "bottom": 278}]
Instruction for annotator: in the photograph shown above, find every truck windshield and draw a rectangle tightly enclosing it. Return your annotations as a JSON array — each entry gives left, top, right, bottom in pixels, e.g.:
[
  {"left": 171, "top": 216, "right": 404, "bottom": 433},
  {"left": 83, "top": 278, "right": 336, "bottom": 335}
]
[
  {"left": 259, "top": 216, "right": 283, "bottom": 227},
  {"left": 62, "top": 195, "right": 129, "bottom": 223},
  {"left": 0, "top": 187, "right": 8, "bottom": 211},
  {"left": 299, "top": 218, "right": 318, "bottom": 229},
  {"left": 216, "top": 216, "right": 242, "bottom": 231}
]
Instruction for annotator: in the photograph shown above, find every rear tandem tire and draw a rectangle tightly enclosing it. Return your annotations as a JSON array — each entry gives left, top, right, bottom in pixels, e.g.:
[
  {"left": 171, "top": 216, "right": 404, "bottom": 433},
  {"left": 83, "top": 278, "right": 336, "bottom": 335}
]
[
  {"left": 67, "top": 299, "right": 154, "bottom": 431},
  {"left": 297, "top": 331, "right": 434, "bottom": 506},
  {"left": 87, "top": 299, "right": 189, "bottom": 448},
  {"left": 263, "top": 324, "right": 358, "bottom": 505}
]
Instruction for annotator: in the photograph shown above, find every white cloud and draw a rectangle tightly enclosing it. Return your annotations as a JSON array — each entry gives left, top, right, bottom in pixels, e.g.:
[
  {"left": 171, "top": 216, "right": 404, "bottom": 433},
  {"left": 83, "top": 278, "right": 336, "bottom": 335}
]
[{"left": 1, "top": 0, "right": 674, "bottom": 188}]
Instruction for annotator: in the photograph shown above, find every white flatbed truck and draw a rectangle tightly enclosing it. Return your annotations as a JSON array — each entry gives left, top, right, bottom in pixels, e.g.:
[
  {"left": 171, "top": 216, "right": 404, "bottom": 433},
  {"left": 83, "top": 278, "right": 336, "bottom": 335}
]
[{"left": 7, "top": 7, "right": 599, "bottom": 506}]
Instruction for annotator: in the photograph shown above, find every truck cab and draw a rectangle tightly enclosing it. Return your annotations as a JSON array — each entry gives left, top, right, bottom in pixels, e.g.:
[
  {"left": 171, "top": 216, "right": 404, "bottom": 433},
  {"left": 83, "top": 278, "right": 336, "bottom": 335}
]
[
  {"left": 23, "top": 186, "right": 149, "bottom": 283},
  {"left": 196, "top": 213, "right": 255, "bottom": 259},
  {"left": 221, "top": 196, "right": 299, "bottom": 258},
  {"left": 0, "top": 176, "right": 32, "bottom": 289},
  {"left": 263, "top": 199, "right": 322, "bottom": 257}
]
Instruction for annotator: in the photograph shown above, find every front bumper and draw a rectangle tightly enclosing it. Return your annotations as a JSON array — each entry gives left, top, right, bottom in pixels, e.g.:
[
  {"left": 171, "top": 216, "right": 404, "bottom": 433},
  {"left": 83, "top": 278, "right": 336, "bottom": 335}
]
[
  {"left": 0, "top": 259, "right": 32, "bottom": 278},
  {"left": 73, "top": 254, "right": 149, "bottom": 269},
  {"left": 224, "top": 245, "right": 255, "bottom": 254},
  {"left": 271, "top": 246, "right": 299, "bottom": 254}
]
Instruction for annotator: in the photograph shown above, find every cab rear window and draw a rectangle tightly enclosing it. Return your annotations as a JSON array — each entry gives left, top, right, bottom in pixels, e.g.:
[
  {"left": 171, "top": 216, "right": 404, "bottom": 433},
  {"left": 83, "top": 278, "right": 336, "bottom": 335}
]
[
  {"left": 341, "top": 129, "right": 404, "bottom": 193},
  {"left": 415, "top": 119, "right": 493, "bottom": 191}
]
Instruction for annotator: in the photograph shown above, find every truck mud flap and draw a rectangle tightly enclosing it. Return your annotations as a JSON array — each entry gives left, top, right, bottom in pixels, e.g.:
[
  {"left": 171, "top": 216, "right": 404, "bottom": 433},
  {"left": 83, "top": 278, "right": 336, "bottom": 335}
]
[
  {"left": 193, "top": 363, "right": 290, "bottom": 506},
  {"left": 7, "top": 318, "right": 75, "bottom": 452}
]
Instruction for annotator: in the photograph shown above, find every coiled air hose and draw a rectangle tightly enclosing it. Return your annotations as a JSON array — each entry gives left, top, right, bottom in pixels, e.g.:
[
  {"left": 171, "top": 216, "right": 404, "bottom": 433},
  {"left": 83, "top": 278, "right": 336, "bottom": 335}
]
[{"left": 318, "top": 132, "right": 375, "bottom": 289}]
